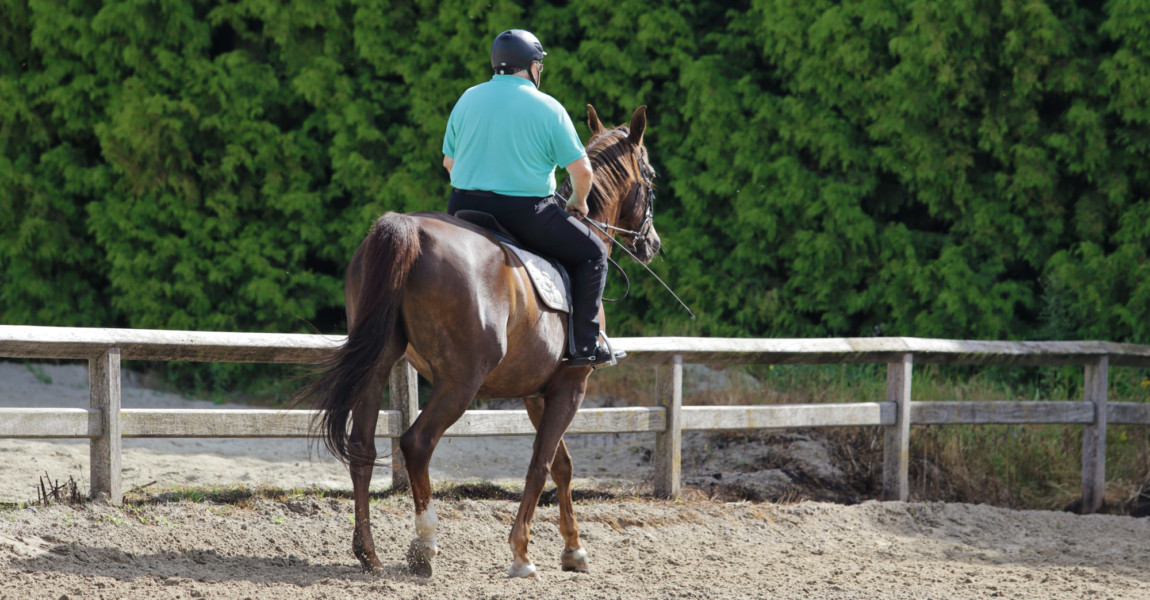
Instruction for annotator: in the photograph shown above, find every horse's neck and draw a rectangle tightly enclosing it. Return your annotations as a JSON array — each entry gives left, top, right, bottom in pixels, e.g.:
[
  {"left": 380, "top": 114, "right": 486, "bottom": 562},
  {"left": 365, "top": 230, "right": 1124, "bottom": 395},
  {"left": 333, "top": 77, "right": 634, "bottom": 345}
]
[
  {"left": 555, "top": 178, "right": 572, "bottom": 203},
  {"left": 555, "top": 177, "right": 620, "bottom": 225},
  {"left": 589, "top": 202, "right": 619, "bottom": 227}
]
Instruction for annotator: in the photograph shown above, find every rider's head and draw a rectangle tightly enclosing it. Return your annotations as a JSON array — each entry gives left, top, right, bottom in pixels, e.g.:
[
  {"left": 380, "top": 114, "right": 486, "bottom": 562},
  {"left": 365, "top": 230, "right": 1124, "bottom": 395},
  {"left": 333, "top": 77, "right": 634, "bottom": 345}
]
[{"left": 491, "top": 29, "right": 546, "bottom": 88}]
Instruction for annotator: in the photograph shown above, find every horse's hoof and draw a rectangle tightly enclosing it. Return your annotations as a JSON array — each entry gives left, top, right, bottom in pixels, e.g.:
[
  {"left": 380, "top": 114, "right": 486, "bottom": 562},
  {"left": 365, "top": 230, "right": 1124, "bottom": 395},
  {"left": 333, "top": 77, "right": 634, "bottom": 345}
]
[
  {"left": 561, "top": 548, "right": 590, "bottom": 572},
  {"left": 356, "top": 556, "right": 384, "bottom": 574},
  {"left": 355, "top": 549, "right": 384, "bottom": 574},
  {"left": 406, "top": 538, "right": 437, "bottom": 578},
  {"left": 508, "top": 560, "right": 538, "bottom": 579}
]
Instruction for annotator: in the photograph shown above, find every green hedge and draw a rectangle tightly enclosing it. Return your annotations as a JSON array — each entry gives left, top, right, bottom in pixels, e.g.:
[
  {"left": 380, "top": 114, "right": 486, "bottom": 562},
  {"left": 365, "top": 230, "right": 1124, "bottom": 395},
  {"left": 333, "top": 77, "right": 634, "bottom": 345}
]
[{"left": 2, "top": 0, "right": 1148, "bottom": 347}]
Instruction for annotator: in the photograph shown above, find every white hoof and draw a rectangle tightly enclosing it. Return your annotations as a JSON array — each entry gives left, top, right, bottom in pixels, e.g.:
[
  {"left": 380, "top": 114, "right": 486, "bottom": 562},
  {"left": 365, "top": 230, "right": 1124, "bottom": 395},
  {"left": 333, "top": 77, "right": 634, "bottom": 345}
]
[
  {"left": 508, "top": 560, "right": 538, "bottom": 579},
  {"left": 561, "top": 547, "right": 590, "bottom": 572}
]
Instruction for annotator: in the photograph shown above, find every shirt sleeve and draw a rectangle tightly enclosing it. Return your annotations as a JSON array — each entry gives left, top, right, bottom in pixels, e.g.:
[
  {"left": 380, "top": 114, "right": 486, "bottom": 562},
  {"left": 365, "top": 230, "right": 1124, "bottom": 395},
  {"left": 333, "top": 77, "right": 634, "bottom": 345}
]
[
  {"left": 550, "top": 105, "right": 587, "bottom": 168},
  {"left": 442, "top": 105, "right": 458, "bottom": 158}
]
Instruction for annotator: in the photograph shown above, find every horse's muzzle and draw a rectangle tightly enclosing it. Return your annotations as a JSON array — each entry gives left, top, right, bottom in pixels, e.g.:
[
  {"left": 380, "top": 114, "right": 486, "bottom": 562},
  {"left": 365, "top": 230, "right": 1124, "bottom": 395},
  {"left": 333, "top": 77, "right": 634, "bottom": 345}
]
[{"left": 633, "top": 231, "right": 661, "bottom": 263}]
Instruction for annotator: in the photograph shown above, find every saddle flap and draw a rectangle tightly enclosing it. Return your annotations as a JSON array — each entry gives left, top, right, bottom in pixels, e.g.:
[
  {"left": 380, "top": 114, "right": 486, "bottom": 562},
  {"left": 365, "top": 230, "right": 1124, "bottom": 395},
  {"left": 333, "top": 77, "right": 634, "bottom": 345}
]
[{"left": 505, "top": 245, "right": 572, "bottom": 314}]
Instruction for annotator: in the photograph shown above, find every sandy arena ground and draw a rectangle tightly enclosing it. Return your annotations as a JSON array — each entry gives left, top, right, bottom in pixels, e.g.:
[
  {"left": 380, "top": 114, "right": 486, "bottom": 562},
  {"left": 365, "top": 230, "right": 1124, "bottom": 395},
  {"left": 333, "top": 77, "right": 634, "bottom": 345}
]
[{"left": 2, "top": 362, "right": 1149, "bottom": 599}]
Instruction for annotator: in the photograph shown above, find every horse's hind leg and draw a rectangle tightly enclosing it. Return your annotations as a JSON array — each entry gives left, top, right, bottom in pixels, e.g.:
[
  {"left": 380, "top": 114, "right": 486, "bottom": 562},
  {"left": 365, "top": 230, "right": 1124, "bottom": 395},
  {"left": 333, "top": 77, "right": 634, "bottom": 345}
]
[
  {"left": 399, "top": 378, "right": 482, "bottom": 577},
  {"left": 524, "top": 396, "right": 590, "bottom": 573},
  {"left": 509, "top": 370, "right": 590, "bottom": 578},
  {"left": 349, "top": 343, "right": 406, "bottom": 573}
]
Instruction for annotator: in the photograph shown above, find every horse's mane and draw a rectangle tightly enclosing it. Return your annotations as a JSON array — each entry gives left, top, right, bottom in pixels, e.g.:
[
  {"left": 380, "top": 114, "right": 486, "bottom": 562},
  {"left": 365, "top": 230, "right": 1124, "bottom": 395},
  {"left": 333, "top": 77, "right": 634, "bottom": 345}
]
[{"left": 557, "top": 127, "right": 643, "bottom": 217}]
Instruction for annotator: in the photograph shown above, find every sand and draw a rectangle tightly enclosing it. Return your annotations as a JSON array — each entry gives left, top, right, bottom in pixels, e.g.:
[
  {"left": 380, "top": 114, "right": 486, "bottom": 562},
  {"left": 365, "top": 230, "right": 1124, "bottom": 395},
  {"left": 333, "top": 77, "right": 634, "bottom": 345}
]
[{"left": 2, "top": 361, "right": 1148, "bottom": 599}]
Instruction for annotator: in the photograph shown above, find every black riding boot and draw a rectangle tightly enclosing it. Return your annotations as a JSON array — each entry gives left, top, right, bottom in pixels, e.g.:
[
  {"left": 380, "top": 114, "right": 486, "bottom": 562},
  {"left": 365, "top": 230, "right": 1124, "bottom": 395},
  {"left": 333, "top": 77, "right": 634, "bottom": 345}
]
[{"left": 566, "top": 257, "right": 620, "bottom": 367}]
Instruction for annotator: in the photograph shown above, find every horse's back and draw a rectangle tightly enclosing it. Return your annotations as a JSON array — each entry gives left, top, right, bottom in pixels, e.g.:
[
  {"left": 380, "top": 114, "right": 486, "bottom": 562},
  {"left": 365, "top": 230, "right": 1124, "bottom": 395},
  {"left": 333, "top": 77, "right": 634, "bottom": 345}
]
[{"left": 399, "top": 212, "right": 567, "bottom": 397}]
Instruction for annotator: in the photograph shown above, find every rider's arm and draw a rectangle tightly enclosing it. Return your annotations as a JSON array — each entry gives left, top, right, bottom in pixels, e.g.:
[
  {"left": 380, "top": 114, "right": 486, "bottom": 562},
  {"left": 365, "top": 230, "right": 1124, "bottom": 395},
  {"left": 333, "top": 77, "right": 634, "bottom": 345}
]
[
  {"left": 443, "top": 155, "right": 454, "bottom": 175},
  {"left": 565, "top": 156, "right": 593, "bottom": 217}
]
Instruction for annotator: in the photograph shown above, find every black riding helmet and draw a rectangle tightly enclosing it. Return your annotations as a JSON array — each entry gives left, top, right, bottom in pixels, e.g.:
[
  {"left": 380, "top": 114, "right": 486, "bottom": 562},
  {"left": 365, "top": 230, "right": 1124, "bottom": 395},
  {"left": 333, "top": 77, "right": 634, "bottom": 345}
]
[{"left": 491, "top": 29, "right": 546, "bottom": 87}]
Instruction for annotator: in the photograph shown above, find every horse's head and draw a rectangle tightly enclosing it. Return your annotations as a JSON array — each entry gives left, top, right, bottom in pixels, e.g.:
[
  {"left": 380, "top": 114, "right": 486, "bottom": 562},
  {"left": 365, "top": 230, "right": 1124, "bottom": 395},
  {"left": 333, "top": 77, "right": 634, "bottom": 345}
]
[{"left": 579, "top": 104, "right": 661, "bottom": 263}]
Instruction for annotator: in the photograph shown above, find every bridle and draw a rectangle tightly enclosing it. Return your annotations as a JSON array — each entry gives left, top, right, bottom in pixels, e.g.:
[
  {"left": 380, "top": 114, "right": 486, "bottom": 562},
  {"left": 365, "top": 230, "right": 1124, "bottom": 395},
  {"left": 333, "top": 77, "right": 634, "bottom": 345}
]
[
  {"left": 582, "top": 147, "right": 694, "bottom": 318},
  {"left": 585, "top": 150, "right": 656, "bottom": 256}
]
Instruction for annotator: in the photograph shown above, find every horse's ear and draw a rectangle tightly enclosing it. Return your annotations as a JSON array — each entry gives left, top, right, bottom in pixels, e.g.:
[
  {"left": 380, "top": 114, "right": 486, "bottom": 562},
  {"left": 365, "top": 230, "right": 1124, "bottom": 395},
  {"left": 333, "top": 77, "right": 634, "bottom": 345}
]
[
  {"left": 587, "top": 104, "right": 605, "bottom": 136},
  {"left": 628, "top": 105, "right": 647, "bottom": 145}
]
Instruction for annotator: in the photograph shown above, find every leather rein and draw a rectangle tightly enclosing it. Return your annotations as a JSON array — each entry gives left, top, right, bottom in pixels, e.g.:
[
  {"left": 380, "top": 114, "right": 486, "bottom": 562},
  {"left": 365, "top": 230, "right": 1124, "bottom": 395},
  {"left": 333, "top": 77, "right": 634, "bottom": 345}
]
[{"left": 583, "top": 165, "right": 695, "bottom": 319}]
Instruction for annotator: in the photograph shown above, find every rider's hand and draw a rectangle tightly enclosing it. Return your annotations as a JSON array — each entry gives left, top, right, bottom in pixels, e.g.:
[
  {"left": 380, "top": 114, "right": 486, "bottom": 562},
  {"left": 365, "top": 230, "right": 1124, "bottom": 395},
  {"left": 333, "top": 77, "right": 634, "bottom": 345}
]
[{"left": 565, "top": 198, "right": 589, "bottom": 218}]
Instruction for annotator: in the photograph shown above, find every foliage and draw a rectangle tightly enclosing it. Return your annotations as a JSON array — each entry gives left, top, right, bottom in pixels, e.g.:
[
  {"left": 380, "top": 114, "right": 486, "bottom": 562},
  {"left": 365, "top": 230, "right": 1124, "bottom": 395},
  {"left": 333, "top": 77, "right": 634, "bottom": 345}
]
[
  {"left": 664, "top": 0, "right": 1149, "bottom": 342},
  {"left": 2, "top": 0, "right": 1148, "bottom": 383}
]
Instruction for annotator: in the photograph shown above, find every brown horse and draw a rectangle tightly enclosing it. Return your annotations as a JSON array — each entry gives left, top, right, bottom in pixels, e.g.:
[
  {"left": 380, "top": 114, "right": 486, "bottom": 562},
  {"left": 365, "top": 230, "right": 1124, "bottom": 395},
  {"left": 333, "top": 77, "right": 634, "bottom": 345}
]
[{"left": 300, "top": 104, "right": 661, "bottom": 578}]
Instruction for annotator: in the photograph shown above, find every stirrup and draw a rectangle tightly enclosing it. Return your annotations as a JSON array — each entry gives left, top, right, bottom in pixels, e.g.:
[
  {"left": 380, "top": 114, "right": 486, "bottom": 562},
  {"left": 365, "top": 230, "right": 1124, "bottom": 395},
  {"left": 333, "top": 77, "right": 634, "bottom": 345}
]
[
  {"left": 565, "top": 332, "right": 626, "bottom": 369},
  {"left": 600, "top": 330, "right": 626, "bottom": 365}
]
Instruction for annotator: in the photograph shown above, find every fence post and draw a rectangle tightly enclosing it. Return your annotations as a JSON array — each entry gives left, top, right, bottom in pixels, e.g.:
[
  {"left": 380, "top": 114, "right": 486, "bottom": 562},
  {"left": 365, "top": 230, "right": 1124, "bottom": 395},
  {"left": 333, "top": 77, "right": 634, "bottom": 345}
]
[
  {"left": 90, "top": 347, "right": 122, "bottom": 504},
  {"left": 1081, "top": 356, "right": 1109, "bottom": 514},
  {"left": 389, "top": 358, "right": 419, "bottom": 492},
  {"left": 882, "top": 353, "right": 913, "bottom": 501},
  {"left": 654, "top": 354, "right": 683, "bottom": 498}
]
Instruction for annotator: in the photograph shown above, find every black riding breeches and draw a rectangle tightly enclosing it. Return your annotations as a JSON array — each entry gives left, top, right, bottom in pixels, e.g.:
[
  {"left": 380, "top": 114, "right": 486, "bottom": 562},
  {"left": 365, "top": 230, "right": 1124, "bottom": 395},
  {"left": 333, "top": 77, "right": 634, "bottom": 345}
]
[{"left": 448, "top": 189, "right": 609, "bottom": 356}]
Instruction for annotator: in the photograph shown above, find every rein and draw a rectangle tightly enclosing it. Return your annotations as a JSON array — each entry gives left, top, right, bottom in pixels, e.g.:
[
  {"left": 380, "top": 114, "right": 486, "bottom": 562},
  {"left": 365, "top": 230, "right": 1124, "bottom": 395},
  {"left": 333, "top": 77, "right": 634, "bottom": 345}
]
[
  {"left": 600, "top": 256, "right": 630, "bottom": 304},
  {"left": 586, "top": 215, "right": 648, "bottom": 240},
  {"left": 567, "top": 125, "right": 695, "bottom": 319},
  {"left": 588, "top": 217, "right": 644, "bottom": 235},
  {"left": 583, "top": 216, "right": 696, "bottom": 320}
]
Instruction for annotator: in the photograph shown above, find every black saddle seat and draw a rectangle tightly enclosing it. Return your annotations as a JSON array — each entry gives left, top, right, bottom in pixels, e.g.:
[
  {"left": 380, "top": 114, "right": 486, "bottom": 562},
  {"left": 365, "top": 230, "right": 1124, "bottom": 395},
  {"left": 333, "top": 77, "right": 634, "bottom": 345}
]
[{"left": 454, "top": 210, "right": 525, "bottom": 247}]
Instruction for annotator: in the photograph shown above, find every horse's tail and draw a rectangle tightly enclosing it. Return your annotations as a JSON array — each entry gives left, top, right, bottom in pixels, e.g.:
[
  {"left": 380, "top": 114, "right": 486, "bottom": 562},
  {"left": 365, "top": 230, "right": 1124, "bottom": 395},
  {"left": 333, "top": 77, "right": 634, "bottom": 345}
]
[{"left": 301, "top": 212, "right": 421, "bottom": 466}]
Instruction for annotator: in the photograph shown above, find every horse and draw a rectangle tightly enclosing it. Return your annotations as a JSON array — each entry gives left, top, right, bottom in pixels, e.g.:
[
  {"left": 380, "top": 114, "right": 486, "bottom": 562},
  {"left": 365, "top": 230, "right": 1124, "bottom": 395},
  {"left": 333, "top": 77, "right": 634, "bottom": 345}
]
[{"left": 299, "top": 104, "right": 660, "bottom": 579}]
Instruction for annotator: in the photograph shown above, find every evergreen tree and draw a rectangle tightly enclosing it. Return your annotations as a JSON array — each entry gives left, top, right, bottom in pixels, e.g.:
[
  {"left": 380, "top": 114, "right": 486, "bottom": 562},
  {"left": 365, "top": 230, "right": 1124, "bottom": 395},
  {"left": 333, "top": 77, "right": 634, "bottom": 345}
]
[{"left": 1, "top": 0, "right": 1145, "bottom": 357}]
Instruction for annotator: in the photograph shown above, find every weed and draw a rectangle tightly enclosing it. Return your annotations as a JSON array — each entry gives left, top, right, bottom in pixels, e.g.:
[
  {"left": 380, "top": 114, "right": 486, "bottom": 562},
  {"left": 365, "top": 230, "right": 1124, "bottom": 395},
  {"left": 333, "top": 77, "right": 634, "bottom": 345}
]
[
  {"left": 58, "top": 510, "right": 76, "bottom": 526},
  {"left": 181, "top": 490, "right": 206, "bottom": 503},
  {"left": 32, "top": 472, "right": 82, "bottom": 507},
  {"left": 24, "top": 361, "right": 52, "bottom": 385},
  {"left": 99, "top": 513, "right": 125, "bottom": 525}
]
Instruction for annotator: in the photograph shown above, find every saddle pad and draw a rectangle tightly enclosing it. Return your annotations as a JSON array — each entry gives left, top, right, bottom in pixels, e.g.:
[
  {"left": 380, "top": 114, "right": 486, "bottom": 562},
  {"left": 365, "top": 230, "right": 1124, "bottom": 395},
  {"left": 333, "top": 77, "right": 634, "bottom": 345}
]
[{"left": 505, "top": 244, "right": 571, "bottom": 313}]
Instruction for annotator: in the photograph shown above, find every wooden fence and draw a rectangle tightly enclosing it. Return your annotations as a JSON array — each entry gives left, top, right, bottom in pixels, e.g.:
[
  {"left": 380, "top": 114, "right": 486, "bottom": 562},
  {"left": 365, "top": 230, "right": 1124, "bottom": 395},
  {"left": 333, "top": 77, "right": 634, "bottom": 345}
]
[{"left": 2, "top": 325, "right": 1150, "bottom": 511}]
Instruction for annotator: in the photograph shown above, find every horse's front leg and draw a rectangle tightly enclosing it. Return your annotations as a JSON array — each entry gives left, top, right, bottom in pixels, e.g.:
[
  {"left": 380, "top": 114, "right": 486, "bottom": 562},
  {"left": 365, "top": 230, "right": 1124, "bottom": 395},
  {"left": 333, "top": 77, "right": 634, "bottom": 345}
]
[
  {"left": 524, "top": 396, "right": 589, "bottom": 573},
  {"left": 510, "top": 372, "right": 589, "bottom": 578},
  {"left": 349, "top": 387, "right": 383, "bottom": 573}
]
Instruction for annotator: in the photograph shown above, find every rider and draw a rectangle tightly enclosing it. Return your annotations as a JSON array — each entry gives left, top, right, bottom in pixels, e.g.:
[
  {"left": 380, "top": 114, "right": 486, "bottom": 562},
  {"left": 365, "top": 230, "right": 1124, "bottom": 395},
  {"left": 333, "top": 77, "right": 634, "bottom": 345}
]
[{"left": 442, "top": 29, "right": 617, "bottom": 368}]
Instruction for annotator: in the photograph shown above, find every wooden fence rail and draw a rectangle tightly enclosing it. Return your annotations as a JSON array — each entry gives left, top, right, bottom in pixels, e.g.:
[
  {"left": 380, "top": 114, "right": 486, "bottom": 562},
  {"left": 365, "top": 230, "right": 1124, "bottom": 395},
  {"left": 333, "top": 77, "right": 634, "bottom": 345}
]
[{"left": 2, "top": 326, "right": 1150, "bottom": 510}]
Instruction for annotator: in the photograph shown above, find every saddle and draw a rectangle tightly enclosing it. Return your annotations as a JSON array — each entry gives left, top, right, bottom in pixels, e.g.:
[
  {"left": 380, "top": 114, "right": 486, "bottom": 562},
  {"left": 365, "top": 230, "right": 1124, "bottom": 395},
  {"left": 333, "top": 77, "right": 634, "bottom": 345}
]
[
  {"left": 454, "top": 210, "right": 573, "bottom": 314},
  {"left": 454, "top": 210, "right": 624, "bottom": 366}
]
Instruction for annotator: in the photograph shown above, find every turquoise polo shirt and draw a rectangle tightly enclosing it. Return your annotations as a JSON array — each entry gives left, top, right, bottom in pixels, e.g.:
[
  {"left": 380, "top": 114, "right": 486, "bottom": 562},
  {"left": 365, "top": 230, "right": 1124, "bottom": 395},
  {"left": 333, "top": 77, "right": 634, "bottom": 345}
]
[{"left": 443, "top": 75, "right": 587, "bottom": 197}]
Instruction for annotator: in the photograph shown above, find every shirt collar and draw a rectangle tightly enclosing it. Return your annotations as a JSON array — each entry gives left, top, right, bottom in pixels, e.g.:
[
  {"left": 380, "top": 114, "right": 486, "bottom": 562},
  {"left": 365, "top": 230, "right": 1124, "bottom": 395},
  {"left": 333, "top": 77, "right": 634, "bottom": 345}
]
[{"left": 491, "top": 74, "right": 536, "bottom": 88}]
